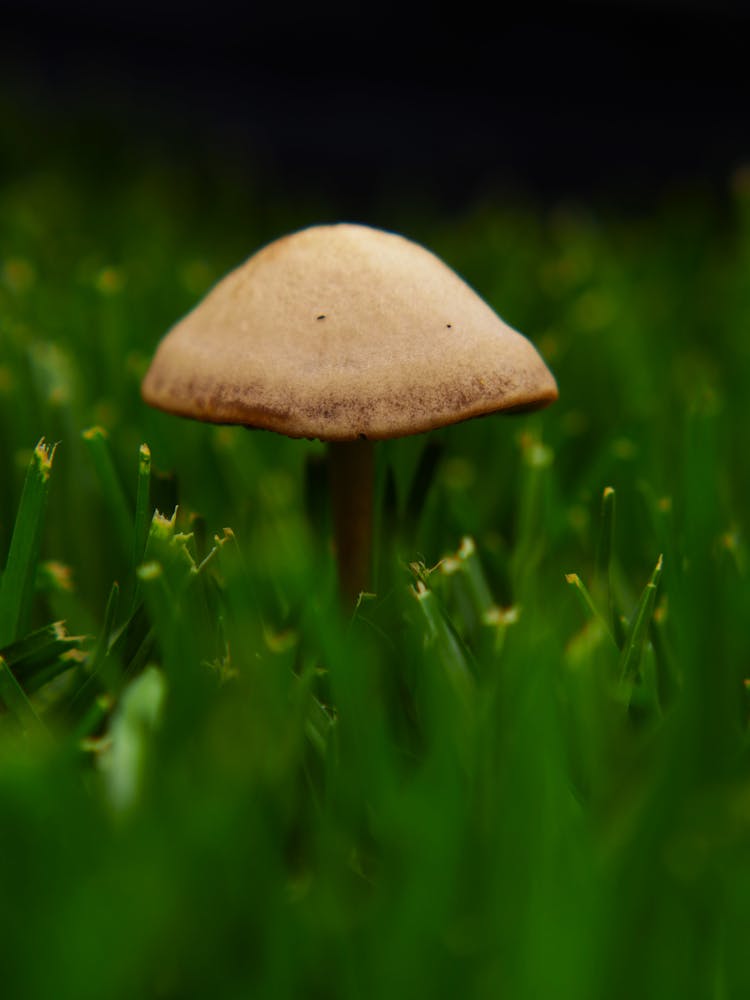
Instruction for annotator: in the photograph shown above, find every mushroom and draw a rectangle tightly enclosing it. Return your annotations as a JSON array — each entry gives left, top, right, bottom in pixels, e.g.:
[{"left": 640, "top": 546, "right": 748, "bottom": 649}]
[{"left": 142, "top": 223, "right": 557, "bottom": 604}]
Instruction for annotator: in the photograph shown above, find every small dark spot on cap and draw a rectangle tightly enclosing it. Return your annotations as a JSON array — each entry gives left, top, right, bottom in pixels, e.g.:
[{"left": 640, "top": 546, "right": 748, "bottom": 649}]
[
  {"left": 358, "top": 432, "right": 368, "bottom": 441},
  {"left": 446, "top": 324, "right": 452, "bottom": 329},
  {"left": 317, "top": 314, "right": 326, "bottom": 320}
]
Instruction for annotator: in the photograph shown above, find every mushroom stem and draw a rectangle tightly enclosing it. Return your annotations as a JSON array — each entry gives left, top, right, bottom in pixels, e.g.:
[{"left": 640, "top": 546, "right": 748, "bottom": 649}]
[{"left": 328, "top": 438, "right": 374, "bottom": 605}]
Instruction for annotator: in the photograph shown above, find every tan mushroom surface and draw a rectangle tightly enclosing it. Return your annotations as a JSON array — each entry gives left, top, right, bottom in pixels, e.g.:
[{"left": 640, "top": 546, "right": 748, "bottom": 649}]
[{"left": 142, "top": 223, "right": 558, "bottom": 441}]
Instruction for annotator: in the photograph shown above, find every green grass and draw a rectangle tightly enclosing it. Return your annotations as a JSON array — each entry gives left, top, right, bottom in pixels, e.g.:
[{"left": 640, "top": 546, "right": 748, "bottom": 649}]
[{"left": 2, "top": 128, "right": 750, "bottom": 999}]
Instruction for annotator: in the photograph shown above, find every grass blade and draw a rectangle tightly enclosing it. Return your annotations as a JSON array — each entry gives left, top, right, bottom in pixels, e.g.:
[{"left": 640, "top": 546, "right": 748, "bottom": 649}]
[
  {"left": 0, "top": 654, "right": 45, "bottom": 733},
  {"left": 82, "top": 426, "right": 133, "bottom": 561},
  {"left": 565, "top": 572, "right": 615, "bottom": 643},
  {"left": 133, "top": 443, "right": 152, "bottom": 569},
  {"left": 3, "top": 621, "right": 87, "bottom": 694},
  {"left": 447, "top": 536, "right": 494, "bottom": 617},
  {"left": 594, "top": 486, "right": 615, "bottom": 591},
  {"left": 413, "top": 581, "right": 475, "bottom": 707},
  {"left": 618, "top": 554, "right": 664, "bottom": 686},
  {"left": 512, "top": 433, "right": 553, "bottom": 595},
  {"left": 438, "top": 536, "right": 500, "bottom": 653},
  {"left": 131, "top": 443, "right": 152, "bottom": 611},
  {"left": 1, "top": 620, "right": 75, "bottom": 666},
  {"left": 102, "top": 665, "right": 166, "bottom": 813},
  {"left": 404, "top": 439, "right": 443, "bottom": 533},
  {"left": 0, "top": 439, "right": 56, "bottom": 648},
  {"left": 87, "top": 581, "right": 122, "bottom": 690},
  {"left": 73, "top": 692, "right": 113, "bottom": 742},
  {"left": 593, "top": 486, "right": 627, "bottom": 648}
]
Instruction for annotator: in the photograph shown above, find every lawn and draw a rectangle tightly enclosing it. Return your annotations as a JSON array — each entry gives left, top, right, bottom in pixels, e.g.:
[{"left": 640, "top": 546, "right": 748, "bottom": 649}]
[{"left": 1, "top": 119, "right": 750, "bottom": 998}]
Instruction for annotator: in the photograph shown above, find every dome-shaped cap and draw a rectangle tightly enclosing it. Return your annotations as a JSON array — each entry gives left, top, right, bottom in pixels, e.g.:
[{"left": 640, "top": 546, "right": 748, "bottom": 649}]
[{"left": 142, "top": 223, "right": 558, "bottom": 441}]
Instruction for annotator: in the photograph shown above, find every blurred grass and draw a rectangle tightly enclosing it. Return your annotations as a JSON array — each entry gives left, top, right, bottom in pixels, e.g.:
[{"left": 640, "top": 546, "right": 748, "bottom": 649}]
[{"left": 1, "top": 109, "right": 750, "bottom": 999}]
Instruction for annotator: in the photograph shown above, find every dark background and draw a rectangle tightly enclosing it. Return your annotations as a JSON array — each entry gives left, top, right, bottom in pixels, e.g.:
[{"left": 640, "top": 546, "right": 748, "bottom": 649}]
[{"left": 2, "top": 0, "right": 750, "bottom": 211}]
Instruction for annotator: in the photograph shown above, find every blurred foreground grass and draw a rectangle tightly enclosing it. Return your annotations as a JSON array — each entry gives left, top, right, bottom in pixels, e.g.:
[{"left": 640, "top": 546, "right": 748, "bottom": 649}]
[{"left": 2, "top": 134, "right": 750, "bottom": 999}]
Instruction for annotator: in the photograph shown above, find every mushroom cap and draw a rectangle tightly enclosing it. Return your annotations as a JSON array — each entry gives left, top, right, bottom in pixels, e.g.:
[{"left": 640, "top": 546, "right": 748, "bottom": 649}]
[{"left": 142, "top": 223, "right": 558, "bottom": 441}]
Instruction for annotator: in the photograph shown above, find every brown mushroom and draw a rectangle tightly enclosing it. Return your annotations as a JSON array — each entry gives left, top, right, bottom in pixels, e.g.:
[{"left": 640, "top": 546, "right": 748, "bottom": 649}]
[{"left": 142, "top": 223, "right": 557, "bottom": 604}]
